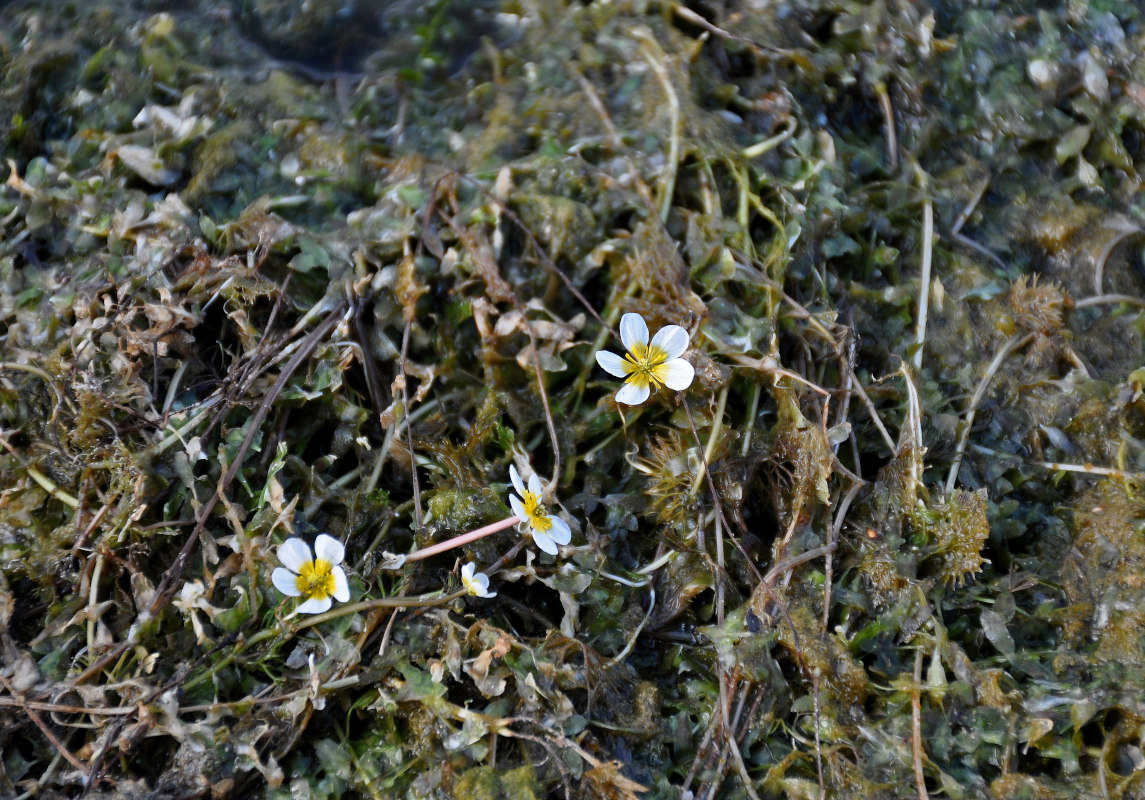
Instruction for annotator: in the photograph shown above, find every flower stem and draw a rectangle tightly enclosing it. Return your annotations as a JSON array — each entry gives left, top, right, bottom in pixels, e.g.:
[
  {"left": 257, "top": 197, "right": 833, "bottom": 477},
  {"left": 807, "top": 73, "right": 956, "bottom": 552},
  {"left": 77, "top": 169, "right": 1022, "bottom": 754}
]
[{"left": 403, "top": 515, "right": 520, "bottom": 563}]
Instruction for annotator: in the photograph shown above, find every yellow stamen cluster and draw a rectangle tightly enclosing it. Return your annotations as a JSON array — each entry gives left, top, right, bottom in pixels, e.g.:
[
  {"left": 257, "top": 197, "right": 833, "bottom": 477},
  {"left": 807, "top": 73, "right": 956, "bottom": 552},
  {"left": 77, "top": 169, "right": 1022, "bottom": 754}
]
[
  {"left": 296, "top": 558, "right": 336, "bottom": 600},
  {"left": 522, "top": 492, "right": 553, "bottom": 532},
  {"left": 622, "top": 343, "right": 671, "bottom": 390},
  {"left": 596, "top": 312, "right": 695, "bottom": 406}
]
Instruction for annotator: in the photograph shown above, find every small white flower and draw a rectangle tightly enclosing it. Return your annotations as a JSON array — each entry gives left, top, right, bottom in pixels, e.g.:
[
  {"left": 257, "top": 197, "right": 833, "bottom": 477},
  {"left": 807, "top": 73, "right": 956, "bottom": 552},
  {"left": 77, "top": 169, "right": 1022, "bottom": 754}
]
[
  {"left": 595, "top": 312, "right": 695, "bottom": 405},
  {"left": 175, "top": 579, "right": 225, "bottom": 644},
  {"left": 460, "top": 562, "right": 497, "bottom": 598},
  {"left": 508, "top": 465, "right": 572, "bottom": 556},
  {"left": 271, "top": 534, "right": 351, "bottom": 615}
]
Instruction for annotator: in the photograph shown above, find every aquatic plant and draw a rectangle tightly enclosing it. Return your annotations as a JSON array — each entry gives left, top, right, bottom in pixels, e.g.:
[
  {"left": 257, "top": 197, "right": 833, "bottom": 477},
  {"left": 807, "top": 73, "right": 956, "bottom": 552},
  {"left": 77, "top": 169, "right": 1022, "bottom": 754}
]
[
  {"left": 460, "top": 561, "right": 496, "bottom": 598},
  {"left": 508, "top": 464, "right": 571, "bottom": 555},
  {"left": 4, "top": 0, "right": 1145, "bottom": 798},
  {"left": 595, "top": 312, "right": 695, "bottom": 405},
  {"left": 272, "top": 534, "right": 351, "bottom": 614}
]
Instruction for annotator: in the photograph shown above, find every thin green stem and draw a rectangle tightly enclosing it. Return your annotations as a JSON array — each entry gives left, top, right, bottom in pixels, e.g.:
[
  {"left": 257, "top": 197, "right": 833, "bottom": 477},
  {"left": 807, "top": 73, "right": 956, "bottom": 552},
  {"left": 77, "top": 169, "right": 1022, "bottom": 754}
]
[{"left": 689, "top": 384, "right": 729, "bottom": 497}]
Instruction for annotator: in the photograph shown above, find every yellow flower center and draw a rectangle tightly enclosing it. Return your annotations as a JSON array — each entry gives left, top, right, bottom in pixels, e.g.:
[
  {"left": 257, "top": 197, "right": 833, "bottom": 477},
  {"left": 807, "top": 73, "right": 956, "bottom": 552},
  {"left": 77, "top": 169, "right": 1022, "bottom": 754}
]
[
  {"left": 462, "top": 575, "right": 481, "bottom": 596},
  {"left": 295, "top": 558, "right": 335, "bottom": 600},
  {"left": 522, "top": 491, "right": 553, "bottom": 532},
  {"left": 622, "top": 343, "right": 670, "bottom": 390}
]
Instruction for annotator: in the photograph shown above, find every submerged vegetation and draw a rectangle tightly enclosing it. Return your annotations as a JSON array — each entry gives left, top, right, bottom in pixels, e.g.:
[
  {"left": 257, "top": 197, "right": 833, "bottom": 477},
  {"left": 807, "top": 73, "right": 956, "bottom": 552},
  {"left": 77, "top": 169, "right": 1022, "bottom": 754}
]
[{"left": 3, "top": 0, "right": 1145, "bottom": 797}]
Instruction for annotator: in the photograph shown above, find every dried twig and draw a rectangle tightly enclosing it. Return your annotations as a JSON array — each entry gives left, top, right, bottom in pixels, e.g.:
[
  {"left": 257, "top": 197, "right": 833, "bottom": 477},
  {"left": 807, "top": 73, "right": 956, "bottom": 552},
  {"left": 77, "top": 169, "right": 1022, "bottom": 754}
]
[
  {"left": 967, "top": 443, "right": 1145, "bottom": 483},
  {"left": 912, "top": 167, "right": 933, "bottom": 371},
  {"left": 877, "top": 83, "right": 898, "bottom": 172},
  {"left": 1091, "top": 219, "right": 1141, "bottom": 297},
  {"left": 606, "top": 586, "right": 655, "bottom": 668},
  {"left": 717, "top": 670, "right": 763, "bottom": 800},
  {"left": 944, "top": 332, "right": 1033, "bottom": 494},
  {"left": 812, "top": 669, "right": 824, "bottom": 799},
  {"left": 1074, "top": 293, "right": 1145, "bottom": 309},
  {"left": 631, "top": 28, "right": 680, "bottom": 223},
  {"left": 0, "top": 674, "right": 88, "bottom": 774},
  {"left": 949, "top": 175, "right": 1005, "bottom": 268},
  {"left": 823, "top": 481, "right": 863, "bottom": 629},
  {"left": 351, "top": 290, "right": 387, "bottom": 416},
  {"left": 690, "top": 384, "right": 729, "bottom": 496},
  {"left": 570, "top": 63, "right": 620, "bottom": 147},
  {"left": 399, "top": 320, "right": 422, "bottom": 529},
  {"left": 911, "top": 649, "right": 930, "bottom": 800}
]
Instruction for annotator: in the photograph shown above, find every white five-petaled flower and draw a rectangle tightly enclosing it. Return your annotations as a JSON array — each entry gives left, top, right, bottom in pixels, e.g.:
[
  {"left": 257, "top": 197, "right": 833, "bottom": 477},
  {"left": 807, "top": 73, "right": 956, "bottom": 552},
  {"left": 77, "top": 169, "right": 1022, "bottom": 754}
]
[
  {"left": 508, "top": 465, "right": 571, "bottom": 556},
  {"left": 595, "top": 312, "right": 695, "bottom": 405},
  {"left": 272, "top": 534, "right": 350, "bottom": 615},
  {"left": 461, "top": 562, "right": 497, "bottom": 598}
]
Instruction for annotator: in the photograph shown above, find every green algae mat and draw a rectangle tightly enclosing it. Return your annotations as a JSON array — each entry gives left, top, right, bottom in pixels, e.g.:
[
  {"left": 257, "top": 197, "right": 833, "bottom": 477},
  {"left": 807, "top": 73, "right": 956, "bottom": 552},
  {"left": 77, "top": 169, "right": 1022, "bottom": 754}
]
[{"left": 3, "top": 0, "right": 1145, "bottom": 797}]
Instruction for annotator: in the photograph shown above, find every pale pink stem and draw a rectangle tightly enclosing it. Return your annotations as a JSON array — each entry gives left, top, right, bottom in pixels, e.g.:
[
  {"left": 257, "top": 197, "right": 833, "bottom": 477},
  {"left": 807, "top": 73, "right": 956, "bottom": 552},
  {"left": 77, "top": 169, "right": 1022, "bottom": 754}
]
[{"left": 403, "top": 515, "right": 520, "bottom": 563}]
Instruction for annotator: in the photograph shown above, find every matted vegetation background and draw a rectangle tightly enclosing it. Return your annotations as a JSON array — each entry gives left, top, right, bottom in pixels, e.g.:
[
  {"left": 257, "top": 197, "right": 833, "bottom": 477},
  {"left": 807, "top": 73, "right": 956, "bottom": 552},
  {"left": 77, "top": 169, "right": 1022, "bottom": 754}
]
[{"left": 3, "top": 0, "right": 1145, "bottom": 797}]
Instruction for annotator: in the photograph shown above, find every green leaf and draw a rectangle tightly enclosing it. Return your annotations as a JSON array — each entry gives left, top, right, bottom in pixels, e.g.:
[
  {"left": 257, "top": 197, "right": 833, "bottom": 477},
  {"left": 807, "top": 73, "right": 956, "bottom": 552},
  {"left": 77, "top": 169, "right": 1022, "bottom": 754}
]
[
  {"left": 823, "top": 233, "right": 862, "bottom": 259},
  {"left": 290, "top": 236, "right": 331, "bottom": 273}
]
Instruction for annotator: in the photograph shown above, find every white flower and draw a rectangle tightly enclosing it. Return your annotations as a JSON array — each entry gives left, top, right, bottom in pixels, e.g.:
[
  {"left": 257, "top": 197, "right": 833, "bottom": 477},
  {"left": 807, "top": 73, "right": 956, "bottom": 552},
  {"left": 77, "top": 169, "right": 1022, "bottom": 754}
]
[
  {"left": 595, "top": 312, "right": 695, "bottom": 405},
  {"left": 461, "top": 562, "right": 497, "bottom": 598},
  {"left": 175, "top": 579, "right": 226, "bottom": 644},
  {"left": 271, "top": 534, "right": 351, "bottom": 614},
  {"left": 508, "top": 465, "right": 572, "bottom": 556}
]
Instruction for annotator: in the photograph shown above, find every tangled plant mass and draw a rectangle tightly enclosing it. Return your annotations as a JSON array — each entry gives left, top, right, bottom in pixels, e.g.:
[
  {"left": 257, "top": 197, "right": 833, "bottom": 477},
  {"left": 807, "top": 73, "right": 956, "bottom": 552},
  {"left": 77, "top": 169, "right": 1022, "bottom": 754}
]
[
  {"left": 6, "top": 1, "right": 1136, "bottom": 794},
  {"left": 596, "top": 312, "right": 695, "bottom": 405},
  {"left": 275, "top": 316, "right": 692, "bottom": 604}
]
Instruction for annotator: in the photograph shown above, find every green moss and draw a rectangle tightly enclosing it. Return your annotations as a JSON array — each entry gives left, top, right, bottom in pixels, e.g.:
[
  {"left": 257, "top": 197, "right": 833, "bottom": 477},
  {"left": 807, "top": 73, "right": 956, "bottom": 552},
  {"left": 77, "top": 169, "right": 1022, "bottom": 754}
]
[
  {"left": 183, "top": 120, "right": 257, "bottom": 206},
  {"left": 452, "top": 765, "right": 538, "bottom": 800},
  {"left": 917, "top": 489, "right": 991, "bottom": 587},
  {"left": 424, "top": 489, "right": 507, "bottom": 533},
  {"left": 7, "top": 0, "right": 1145, "bottom": 795}
]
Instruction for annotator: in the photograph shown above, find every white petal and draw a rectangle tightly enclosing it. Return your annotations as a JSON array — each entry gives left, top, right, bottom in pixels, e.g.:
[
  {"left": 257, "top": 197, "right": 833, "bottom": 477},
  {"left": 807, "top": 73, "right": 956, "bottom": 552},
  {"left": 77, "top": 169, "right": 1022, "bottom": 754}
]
[
  {"left": 509, "top": 494, "right": 528, "bottom": 522},
  {"left": 278, "top": 538, "right": 312, "bottom": 572},
  {"left": 509, "top": 464, "right": 526, "bottom": 497},
  {"left": 650, "top": 325, "right": 689, "bottom": 360},
  {"left": 546, "top": 515, "right": 572, "bottom": 546},
  {"left": 314, "top": 534, "right": 345, "bottom": 566},
  {"left": 461, "top": 562, "right": 476, "bottom": 581},
  {"left": 595, "top": 350, "right": 630, "bottom": 378},
  {"left": 619, "top": 312, "right": 648, "bottom": 351},
  {"left": 659, "top": 358, "right": 696, "bottom": 391},
  {"left": 615, "top": 380, "right": 650, "bottom": 406},
  {"left": 528, "top": 473, "right": 543, "bottom": 496},
  {"left": 295, "top": 596, "right": 333, "bottom": 615},
  {"left": 531, "top": 528, "right": 558, "bottom": 556},
  {"left": 469, "top": 571, "right": 496, "bottom": 598},
  {"left": 272, "top": 567, "right": 302, "bottom": 597},
  {"left": 331, "top": 567, "right": 350, "bottom": 602},
  {"left": 180, "top": 580, "right": 205, "bottom": 606}
]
